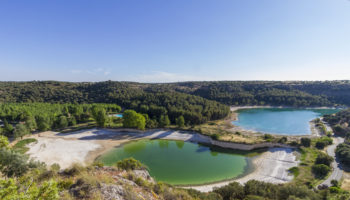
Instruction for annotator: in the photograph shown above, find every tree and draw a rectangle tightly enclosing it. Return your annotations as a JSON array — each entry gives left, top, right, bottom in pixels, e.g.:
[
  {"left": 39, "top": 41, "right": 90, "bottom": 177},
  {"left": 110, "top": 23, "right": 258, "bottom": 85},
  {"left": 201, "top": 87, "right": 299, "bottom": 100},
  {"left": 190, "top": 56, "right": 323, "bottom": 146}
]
[
  {"left": 300, "top": 138, "right": 311, "bottom": 147},
  {"left": 3, "top": 120, "right": 14, "bottom": 137},
  {"left": 176, "top": 116, "right": 185, "bottom": 128},
  {"left": 14, "top": 124, "right": 30, "bottom": 139},
  {"left": 123, "top": 110, "right": 146, "bottom": 130},
  {"left": 36, "top": 116, "right": 50, "bottom": 131},
  {"left": 315, "top": 152, "right": 333, "bottom": 166},
  {"left": 92, "top": 106, "right": 108, "bottom": 127},
  {"left": 56, "top": 116, "right": 68, "bottom": 129},
  {"left": 0, "top": 148, "right": 30, "bottom": 177},
  {"left": 25, "top": 116, "right": 37, "bottom": 131},
  {"left": 312, "top": 164, "right": 330, "bottom": 178},
  {"left": 159, "top": 115, "right": 170, "bottom": 127},
  {"left": 0, "top": 135, "right": 9, "bottom": 149},
  {"left": 315, "top": 141, "right": 326, "bottom": 149}
]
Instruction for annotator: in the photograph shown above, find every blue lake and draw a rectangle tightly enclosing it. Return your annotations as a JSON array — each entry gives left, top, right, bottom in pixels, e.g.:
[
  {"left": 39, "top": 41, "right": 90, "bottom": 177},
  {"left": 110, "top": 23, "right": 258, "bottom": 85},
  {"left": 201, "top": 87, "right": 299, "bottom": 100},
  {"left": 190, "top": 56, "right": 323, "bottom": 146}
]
[{"left": 232, "top": 108, "right": 339, "bottom": 135}]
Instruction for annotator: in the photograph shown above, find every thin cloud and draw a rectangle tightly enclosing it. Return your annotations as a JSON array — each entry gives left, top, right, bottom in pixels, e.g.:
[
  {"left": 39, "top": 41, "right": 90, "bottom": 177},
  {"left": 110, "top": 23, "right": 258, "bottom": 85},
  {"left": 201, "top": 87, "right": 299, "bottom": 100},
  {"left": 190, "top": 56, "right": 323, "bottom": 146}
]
[
  {"left": 133, "top": 71, "right": 211, "bottom": 83},
  {"left": 71, "top": 68, "right": 111, "bottom": 76}
]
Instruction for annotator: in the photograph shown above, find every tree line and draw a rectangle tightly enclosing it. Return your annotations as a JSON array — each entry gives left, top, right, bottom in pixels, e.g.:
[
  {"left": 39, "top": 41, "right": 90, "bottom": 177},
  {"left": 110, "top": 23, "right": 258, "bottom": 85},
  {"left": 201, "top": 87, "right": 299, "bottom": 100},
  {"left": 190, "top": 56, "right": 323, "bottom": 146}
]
[
  {"left": 0, "top": 81, "right": 230, "bottom": 126},
  {"left": 0, "top": 103, "right": 121, "bottom": 138}
]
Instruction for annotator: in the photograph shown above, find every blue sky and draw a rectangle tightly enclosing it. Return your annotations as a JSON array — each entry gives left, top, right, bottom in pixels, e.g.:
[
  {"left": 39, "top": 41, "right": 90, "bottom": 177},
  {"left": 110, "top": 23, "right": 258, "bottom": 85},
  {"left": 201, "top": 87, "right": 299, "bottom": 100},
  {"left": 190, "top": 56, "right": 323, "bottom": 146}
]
[{"left": 0, "top": 0, "right": 349, "bottom": 82}]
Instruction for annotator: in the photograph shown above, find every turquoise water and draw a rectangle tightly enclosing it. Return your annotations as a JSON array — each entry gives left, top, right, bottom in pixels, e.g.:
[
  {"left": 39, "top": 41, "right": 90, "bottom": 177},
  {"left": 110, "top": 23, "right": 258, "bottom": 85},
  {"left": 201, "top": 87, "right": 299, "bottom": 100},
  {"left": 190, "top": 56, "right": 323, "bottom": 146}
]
[
  {"left": 98, "top": 139, "right": 254, "bottom": 185},
  {"left": 233, "top": 108, "right": 339, "bottom": 135},
  {"left": 114, "top": 114, "right": 123, "bottom": 118}
]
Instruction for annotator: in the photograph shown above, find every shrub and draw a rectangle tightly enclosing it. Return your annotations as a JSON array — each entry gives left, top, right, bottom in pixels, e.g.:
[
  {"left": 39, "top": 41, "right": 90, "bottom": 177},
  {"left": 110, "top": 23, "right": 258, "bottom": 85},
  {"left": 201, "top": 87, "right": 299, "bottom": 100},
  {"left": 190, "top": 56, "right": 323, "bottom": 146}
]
[
  {"left": 50, "top": 163, "right": 61, "bottom": 172},
  {"left": 331, "top": 180, "right": 339, "bottom": 187},
  {"left": 0, "top": 136, "right": 9, "bottom": 149},
  {"left": 116, "top": 158, "right": 143, "bottom": 170},
  {"left": 92, "top": 161, "right": 104, "bottom": 168},
  {"left": 300, "top": 138, "right": 311, "bottom": 147},
  {"left": 63, "top": 163, "right": 85, "bottom": 176},
  {"left": 315, "top": 152, "right": 333, "bottom": 166},
  {"left": 312, "top": 164, "right": 330, "bottom": 178},
  {"left": 315, "top": 141, "right": 326, "bottom": 149},
  {"left": 214, "top": 182, "right": 245, "bottom": 200},
  {"left": 288, "top": 167, "right": 299, "bottom": 177},
  {"left": 278, "top": 137, "right": 288, "bottom": 144},
  {"left": 329, "top": 186, "right": 340, "bottom": 193},
  {"left": 0, "top": 148, "right": 30, "bottom": 177},
  {"left": 263, "top": 134, "right": 274, "bottom": 141},
  {"left": 210, "top": 134, "right": 219, "bottom": 140}
]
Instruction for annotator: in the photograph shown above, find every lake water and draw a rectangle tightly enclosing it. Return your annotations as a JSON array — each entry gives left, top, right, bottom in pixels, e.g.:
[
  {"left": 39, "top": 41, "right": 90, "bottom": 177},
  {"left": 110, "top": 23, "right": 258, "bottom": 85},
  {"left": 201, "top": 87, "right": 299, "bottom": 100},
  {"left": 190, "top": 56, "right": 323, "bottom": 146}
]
[
  {"left": 232, "top": 108, "right": 339, "bottom": 135},
  {"left": 98, "top": 139, "right": 255, "bottom": 185}
]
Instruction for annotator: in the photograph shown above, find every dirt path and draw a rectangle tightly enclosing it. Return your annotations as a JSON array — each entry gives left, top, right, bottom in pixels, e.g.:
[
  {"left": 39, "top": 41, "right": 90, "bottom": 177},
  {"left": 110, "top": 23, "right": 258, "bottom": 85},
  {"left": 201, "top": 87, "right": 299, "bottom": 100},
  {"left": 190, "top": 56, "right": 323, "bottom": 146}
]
[{"left": 318, "top": 136, "right": 344, "bottom": 188}]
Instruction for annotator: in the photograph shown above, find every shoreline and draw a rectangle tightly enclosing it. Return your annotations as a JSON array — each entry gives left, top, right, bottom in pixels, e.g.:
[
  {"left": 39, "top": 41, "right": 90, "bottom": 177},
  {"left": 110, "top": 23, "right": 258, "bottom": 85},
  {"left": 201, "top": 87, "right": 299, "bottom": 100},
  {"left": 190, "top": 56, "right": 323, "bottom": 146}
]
[
  {"left": 24, "top": 128, "right": 299, "bottom": 192},
  {"left": 183, "top": 147, "right": 299, "bottom": 192}
]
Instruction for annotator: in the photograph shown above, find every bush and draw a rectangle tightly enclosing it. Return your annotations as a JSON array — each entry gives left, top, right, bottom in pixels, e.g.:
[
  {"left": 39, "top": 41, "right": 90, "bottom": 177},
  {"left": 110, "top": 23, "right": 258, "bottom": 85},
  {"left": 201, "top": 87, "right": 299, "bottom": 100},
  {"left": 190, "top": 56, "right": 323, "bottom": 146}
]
[
  {"left": 214, "top": 182, "right": 244, "bottom": 200},
  {"left": 63, "top": 163, "right": 85, "bottom": 176},
  {"left": 288, "top": 167, "right": 299, "bottom": 177},
  {"left": 0, "top": 148, "right": 30, "bottom": 177},
  {"left": 210, "top": 134, "right": 219, "bottom": 140},
  {"left": 312, "top": 164, "right": 330, "bottom": 178},
  {"left": 278, "top": 137, "right": 288, "bottom": 144},
  {"left": 315, "top": 141, "right": 326, "bottom": 149},
  {"left": 315, "top": 152, "right": 333, "bottom": 166},
  {"left": 116, "top": 158, "right": 144, "bottom": 170},
  {"left": 0, "top": 135, "right": 9, "bottom": 149},
  {"left": 331, "top": 180, "right": 339, "bottom": 187},
  {"left": 329, "top": 186, "right": 340, "bottom": 193},
  {"left": 50, "top": 163, "right": 61, "bottom": 172},
  {"left": 263, "top": 134, "right": 274, "bottom": 141},
  {"left": 300, "top": 138, "right": 311, "bottom": 147}
]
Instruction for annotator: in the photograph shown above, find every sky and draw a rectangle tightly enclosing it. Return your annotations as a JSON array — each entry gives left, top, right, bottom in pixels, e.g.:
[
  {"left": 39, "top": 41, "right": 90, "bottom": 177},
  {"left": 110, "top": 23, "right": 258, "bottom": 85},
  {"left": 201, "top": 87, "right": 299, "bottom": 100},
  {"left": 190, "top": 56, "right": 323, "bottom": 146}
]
[{"left": 0, "top": 0, "right": 349, "bottom": 82}]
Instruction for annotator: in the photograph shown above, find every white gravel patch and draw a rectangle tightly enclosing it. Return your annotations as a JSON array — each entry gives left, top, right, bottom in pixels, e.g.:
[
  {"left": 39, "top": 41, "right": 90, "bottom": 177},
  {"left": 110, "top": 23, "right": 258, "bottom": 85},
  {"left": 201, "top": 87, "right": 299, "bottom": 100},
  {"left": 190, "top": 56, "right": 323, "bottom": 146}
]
[{"left": 26, "top": 138, "right": 101, "bottom": 169}]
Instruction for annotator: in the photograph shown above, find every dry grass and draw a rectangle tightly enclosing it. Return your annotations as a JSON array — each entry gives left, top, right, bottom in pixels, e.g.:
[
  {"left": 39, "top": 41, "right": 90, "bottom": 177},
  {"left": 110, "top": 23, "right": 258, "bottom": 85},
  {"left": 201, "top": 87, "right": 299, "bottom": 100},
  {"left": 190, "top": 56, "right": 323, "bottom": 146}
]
[
  {"left": 341, "top": 173, "right": 350, "bottom": 191},
  {"left": 193, "top": 112, "right": 265, "bottom": 144}
]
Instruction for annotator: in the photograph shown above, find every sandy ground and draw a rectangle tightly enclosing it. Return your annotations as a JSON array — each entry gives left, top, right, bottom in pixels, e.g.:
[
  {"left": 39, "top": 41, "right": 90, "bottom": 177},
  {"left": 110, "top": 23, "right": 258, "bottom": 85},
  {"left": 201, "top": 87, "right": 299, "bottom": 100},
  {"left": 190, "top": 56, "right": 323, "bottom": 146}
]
[
  {"left": 25, "top": 128, "right": 299, "bottom": 192},
  {"left": 183, "top": 148, "right": 298, "bottom": 192},
  {"left": 26, "top": 137, "right": 101, "bottom": 169}
]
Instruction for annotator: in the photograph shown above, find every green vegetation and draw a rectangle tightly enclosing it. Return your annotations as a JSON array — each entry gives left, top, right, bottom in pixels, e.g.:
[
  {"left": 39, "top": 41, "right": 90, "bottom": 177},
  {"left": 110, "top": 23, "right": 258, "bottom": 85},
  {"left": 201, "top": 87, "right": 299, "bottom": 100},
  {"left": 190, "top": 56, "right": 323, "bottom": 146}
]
[
  {"left": 0, "top": 135, "right": 9, "bottom": 149},
  {"left": 0, "top": 81, "right": 230, "bottom": 125},
  {"left": 12, "top": 138, "right": 37, "bottom": 154},
  {"left": 324, "top": 109, "right": 350, "bottom": 169},
  {"left": 315, "top": 136, "right": 333, "bottom": 149},
  {"left": 0, "top": 103, "right": 121, "bottom": 138},
  {"left": 301, "top": 137, "right": 311, "bottom": 147},
  {"left": 176, "top": 115, "right": 185, "bottom": 128},
  {"left": 122, "top": 110, "right": 146, "bottom": 130},
  {"left": 116, "top": 158, "right": 144, "bottom": 170},
  {"left": 312, "top": 164, "right": 330, "bottom": 178},
  {"left": 0, "top": 132, "right": 349, "bottom": 199}
]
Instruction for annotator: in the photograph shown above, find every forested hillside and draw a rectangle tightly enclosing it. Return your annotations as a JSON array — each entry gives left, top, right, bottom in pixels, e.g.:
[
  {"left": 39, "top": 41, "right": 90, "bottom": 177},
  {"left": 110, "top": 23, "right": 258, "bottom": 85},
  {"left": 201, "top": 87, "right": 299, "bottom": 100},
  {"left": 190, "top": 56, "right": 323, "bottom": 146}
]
[
  {"left": 170, "top": 81, "right": 350, "bottom": 106},
  {"left": 0, "top": 81, "right": 229, "bottom": 125},
  {"left": 2, "top": 81, "right": 350, "bottom": 107}
]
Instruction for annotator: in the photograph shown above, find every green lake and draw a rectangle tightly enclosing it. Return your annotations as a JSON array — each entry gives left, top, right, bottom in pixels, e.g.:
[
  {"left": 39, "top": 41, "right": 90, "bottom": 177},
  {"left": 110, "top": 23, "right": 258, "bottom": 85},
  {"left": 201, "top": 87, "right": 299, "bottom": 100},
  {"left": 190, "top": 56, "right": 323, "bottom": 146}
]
[
  {"left": 98, "top": 139, "right": 255, "bottom": 185},
  {"left": 233, "top": 108, "right": 340, "bottom": 135}
]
